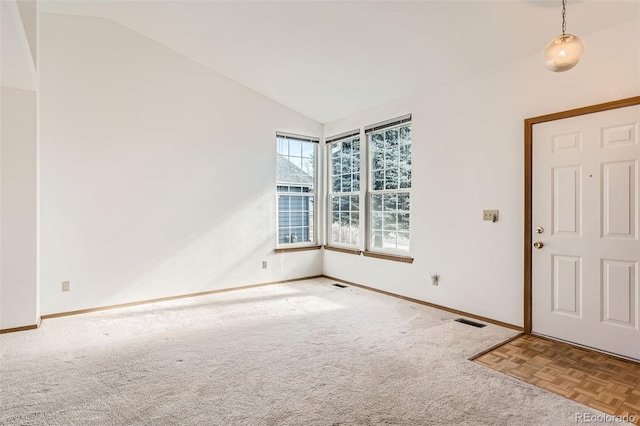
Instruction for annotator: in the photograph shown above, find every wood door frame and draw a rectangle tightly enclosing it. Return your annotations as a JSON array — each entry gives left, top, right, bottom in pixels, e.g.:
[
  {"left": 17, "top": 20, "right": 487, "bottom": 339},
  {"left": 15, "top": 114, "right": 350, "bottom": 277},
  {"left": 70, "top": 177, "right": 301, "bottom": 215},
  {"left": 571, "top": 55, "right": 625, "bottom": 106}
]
[{"left": 523, "top": 96, "right": 640, "bottom": 333}]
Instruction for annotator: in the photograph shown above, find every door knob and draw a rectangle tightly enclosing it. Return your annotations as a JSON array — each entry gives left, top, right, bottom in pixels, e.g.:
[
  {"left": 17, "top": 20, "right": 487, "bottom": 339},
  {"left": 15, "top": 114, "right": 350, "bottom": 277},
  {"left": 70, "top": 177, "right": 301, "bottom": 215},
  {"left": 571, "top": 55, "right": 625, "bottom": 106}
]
[
  {"left": 535, "top": 226, "right": 544, "bottom": 234},
  {"left": 533, "top": 241, "right": 544, "bottom": 249}
]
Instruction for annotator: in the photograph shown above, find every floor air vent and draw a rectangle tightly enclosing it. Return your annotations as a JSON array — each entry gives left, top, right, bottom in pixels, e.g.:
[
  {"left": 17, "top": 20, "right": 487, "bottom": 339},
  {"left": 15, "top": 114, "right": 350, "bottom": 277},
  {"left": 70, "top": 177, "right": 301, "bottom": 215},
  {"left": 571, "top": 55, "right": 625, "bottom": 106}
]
[
  {"left": 455, "top": 318, "right": 487, "bottom": 328},
  {"left": 333, "top": 283, "right": 348, "bottom": 288}
]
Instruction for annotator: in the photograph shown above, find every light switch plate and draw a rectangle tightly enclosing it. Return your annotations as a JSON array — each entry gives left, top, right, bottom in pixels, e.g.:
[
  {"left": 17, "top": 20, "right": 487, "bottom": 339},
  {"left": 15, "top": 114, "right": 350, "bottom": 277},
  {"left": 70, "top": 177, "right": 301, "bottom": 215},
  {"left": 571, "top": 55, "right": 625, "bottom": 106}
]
[
  {"left": 483, "top": 210, "right": 499, "bottom": 222},
  {"left": 62, "top": 281, "right": 70, "bottom": 292}
]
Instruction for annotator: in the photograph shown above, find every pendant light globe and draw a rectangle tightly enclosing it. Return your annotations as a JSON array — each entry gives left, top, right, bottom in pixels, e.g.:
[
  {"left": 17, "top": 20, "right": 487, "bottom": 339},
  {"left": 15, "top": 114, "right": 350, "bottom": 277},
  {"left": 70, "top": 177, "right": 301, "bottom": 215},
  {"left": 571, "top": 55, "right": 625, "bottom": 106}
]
[{"left": 543, "top": 33, "right": 585, "bottom": 72}]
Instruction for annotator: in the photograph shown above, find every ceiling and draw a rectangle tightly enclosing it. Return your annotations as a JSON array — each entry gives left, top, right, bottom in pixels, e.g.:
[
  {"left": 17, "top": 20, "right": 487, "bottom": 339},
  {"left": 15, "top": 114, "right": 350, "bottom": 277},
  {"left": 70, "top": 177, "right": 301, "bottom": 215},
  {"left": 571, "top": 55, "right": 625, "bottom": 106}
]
[{"left": 38, "top": 1, "right": 640, "bottom": 123}]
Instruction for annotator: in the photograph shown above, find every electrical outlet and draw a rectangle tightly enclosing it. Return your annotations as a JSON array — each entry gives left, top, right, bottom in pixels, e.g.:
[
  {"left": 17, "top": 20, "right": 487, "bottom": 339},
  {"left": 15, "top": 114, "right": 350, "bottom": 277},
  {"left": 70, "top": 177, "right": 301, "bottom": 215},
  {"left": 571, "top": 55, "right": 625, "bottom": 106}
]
[
  {"left": 483, "top": 210, "right": 499, "bottom": 222},
  {"left": 262, "top": 261, "right": 268, "bottom": 269},
  {"left": 431, "top": 274, "right": 439, "bottom": 286},
  {"left": 62, "top": 281, "right": 70, "bottom": 292}
]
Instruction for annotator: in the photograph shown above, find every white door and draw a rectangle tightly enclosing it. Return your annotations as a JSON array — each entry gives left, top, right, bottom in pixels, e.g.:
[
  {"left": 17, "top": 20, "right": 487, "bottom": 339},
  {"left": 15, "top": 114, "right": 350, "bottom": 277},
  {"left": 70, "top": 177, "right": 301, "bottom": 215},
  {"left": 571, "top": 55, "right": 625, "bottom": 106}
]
[{"left": 532, "top": 104, "right": 640, "bottom": 360}]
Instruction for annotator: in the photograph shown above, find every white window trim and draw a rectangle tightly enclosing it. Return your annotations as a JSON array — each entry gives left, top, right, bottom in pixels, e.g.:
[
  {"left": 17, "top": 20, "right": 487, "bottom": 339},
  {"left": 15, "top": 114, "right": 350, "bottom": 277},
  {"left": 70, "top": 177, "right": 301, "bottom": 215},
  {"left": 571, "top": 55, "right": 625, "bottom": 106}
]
[
  {"left": 274, "top": 192, "right": 317, "bottom": 249},
  {"left": 365, "top": 119, "right": 412, "bottom": 256},
  {"left": 326, "top": 132, "right": 362, "bottom": 250},
  {"left": 365, "top": 189, "right": 412, "bottom": 256},
  {"left": 275, "top": 133, "right": 319, "bottom": 249}
]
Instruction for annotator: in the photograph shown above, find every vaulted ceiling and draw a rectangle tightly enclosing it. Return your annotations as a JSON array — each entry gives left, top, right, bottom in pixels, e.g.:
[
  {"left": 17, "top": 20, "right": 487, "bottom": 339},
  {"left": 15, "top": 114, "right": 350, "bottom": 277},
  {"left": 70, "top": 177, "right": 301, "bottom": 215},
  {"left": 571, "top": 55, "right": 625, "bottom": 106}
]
[{"left": 39, "top": 1, "right": 639, "bottom": 123}]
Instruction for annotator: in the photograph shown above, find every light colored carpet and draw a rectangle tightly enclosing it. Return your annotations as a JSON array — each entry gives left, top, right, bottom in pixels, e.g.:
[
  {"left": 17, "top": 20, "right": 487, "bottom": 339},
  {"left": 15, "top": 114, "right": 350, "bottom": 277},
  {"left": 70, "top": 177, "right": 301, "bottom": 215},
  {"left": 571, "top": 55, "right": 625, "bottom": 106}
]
[{"left": 0, "top": 278, "right": 629, "bottom": 425}]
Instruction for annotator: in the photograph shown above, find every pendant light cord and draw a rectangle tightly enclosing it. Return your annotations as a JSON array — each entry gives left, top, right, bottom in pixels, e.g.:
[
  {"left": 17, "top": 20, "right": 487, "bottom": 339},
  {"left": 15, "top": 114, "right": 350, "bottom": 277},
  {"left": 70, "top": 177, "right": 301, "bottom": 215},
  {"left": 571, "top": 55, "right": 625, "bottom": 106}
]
[{"left": 562, "top": 0, "right": 567, "bottom": 35}]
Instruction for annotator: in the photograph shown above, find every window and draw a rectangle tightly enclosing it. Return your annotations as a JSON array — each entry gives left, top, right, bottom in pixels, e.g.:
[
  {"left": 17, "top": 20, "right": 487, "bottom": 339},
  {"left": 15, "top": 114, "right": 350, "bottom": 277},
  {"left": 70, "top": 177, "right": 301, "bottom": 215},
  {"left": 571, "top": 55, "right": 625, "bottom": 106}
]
[
  {"left": 366, "top": 116, "right": 411, "bottom": 253},
  {"left": 276, "top": 133, "right": 318, "bottom": 246},
  {"left": 327, "top": 131, "right": 361, "bottom": 247}
]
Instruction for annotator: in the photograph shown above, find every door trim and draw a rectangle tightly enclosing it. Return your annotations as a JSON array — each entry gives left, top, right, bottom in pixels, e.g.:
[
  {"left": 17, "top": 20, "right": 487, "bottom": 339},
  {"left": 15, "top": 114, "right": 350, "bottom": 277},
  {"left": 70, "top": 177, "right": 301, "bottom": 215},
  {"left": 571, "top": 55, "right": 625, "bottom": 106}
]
[{"left": 523, "top": 96, "right": 640, "bottom": 333}]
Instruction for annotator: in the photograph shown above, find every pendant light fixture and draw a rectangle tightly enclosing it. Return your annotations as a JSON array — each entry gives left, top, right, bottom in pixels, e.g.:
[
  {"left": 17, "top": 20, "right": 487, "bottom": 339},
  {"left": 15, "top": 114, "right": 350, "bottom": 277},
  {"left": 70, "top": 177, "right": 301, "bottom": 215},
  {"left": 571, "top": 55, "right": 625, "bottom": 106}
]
[{"left": 542, "top": 0, "right": 584, "bottom": 72}]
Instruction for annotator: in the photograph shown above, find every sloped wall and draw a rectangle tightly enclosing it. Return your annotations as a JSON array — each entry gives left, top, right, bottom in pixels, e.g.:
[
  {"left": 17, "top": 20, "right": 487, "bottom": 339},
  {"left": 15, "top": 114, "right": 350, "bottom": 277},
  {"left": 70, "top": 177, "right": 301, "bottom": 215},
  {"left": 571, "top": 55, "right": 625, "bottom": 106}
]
[{"left": 39, "top": 14, "right": 322, "bottom": 315}]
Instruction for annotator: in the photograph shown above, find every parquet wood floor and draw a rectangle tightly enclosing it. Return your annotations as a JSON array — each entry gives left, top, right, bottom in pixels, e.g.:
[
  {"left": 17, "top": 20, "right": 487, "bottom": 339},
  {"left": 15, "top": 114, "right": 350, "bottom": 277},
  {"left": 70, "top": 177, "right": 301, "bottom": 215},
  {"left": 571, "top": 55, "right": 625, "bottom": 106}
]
[{"left": 474, "top": 335, "right": 640, "bottom": 425}]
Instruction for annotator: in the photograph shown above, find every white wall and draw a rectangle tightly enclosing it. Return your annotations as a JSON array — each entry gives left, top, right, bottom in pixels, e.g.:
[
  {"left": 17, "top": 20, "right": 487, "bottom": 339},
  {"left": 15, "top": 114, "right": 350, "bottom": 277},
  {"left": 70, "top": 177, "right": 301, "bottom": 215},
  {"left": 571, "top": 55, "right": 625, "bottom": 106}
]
[
  {"left": 1, "top": 87, "right": 38, "bottom": 329},
  {"left": 1, "top": 0, "right": 39, "bottom": 330},
  {"left": 323, "top": 19, "right": 640, "bottom": 327},
  {"left": 39, "top": 14, "right": 322, "bottom": 315}
]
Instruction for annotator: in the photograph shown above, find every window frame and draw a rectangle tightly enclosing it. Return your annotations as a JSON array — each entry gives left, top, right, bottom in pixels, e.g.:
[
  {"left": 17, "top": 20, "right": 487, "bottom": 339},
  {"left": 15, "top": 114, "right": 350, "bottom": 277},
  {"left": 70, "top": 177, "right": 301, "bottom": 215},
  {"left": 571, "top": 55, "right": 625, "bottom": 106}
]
[
  {"left": 365, "top": 116, "right": 412, "bottom": 256},
  {"left": 326, "top": 130, "right": 362, "bottom": 250},
  {"left": 275, "top": 132, "right": 319, "bottom": 249}
]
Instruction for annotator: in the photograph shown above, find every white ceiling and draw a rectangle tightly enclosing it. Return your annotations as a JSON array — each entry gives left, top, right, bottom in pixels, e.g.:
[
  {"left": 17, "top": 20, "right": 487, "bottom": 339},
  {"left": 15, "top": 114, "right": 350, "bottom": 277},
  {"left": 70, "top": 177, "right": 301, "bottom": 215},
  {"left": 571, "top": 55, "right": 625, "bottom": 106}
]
[{"left": 39, "top": 1, "right": 640, "bottom": 123}]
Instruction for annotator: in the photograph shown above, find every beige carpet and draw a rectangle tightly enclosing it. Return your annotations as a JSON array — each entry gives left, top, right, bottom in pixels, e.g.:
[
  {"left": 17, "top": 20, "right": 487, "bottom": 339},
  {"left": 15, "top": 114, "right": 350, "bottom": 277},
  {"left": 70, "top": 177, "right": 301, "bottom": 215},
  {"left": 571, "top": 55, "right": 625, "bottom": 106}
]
[{"left": 0, "top": 278, "right": 628, "bottom": 425}]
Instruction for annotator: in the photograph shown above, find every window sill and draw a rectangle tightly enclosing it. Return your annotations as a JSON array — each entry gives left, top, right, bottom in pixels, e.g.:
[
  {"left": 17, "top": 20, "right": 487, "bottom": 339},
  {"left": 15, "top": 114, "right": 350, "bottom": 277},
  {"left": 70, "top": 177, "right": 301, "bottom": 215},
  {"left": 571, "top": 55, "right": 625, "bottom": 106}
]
[
  {"left": 323, "top": 245, "right": 362, "bottom": 256},
  {"left": 362, "top": 251, "right": 414, "bottom": 264},
  {"left": 274, "top": 245, "right": 322, "bottom": 254}
]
